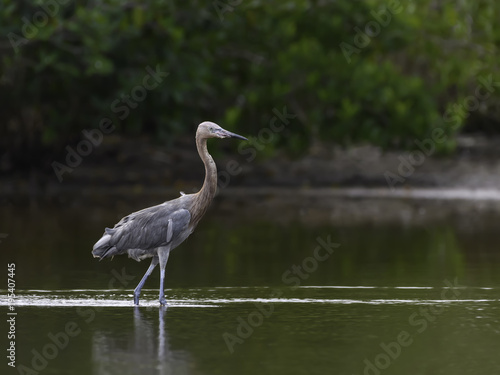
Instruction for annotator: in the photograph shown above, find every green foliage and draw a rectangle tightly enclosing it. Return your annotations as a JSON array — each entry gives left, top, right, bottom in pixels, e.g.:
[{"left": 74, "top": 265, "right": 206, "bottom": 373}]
[{"left": 0, "top": 0, "right": 499, "bottom": 166}]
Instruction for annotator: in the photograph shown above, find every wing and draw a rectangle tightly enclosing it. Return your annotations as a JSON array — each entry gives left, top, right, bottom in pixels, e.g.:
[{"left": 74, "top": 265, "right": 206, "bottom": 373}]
[{"left": 92, "top": 206, "right": 191, "bottom": 259}]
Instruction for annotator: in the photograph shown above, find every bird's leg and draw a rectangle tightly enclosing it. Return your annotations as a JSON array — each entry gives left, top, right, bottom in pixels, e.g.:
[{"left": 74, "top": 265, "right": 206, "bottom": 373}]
[
  {"left": 157, "top": 247, "right": 171, "bottom": 305},
  {"left": 133, "top": 256, "right": 159, "bottom": 305}
]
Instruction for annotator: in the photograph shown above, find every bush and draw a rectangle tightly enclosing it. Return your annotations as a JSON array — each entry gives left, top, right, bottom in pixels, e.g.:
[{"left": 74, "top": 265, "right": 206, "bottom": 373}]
[{"left": 0, "top": 0, "right": 499, "bottom": 170}]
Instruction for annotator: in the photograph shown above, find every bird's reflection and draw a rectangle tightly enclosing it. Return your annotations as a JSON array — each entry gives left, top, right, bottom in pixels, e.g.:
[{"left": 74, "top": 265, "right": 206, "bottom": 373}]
[{"left": 91, "top": 306, "right": 196, "bottom": 375}]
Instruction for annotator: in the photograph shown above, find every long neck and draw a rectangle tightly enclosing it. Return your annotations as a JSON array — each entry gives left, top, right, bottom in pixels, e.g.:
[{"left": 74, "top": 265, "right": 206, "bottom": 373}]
[{"left": 191, "top": 135, "right": 218, "bottom": 225}]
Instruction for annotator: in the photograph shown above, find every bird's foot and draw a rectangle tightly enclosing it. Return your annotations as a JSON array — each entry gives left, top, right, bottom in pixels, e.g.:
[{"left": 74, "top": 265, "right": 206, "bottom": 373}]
[
  {"left": 134, "top": 294, "right": 140, "bottom": 305},
  {"left": 159, "top": 297, "right": 168, "bottom": 306}
]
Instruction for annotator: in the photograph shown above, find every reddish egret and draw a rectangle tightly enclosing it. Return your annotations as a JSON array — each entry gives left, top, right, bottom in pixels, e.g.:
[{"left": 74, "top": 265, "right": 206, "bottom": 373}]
[{"left": 92, "top": 122, "right": 247, "bottom": 305}]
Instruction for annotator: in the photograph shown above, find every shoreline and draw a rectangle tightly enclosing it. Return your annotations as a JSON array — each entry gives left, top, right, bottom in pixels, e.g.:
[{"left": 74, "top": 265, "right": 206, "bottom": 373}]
[{"left": 4, "top": 133, "right": 500, "bottom": 199}]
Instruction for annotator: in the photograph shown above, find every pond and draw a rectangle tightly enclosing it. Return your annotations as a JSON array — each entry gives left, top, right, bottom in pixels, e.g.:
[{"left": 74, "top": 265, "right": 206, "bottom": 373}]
[{"left": 1, "top": 189, "right": 500, "bottom": 375}]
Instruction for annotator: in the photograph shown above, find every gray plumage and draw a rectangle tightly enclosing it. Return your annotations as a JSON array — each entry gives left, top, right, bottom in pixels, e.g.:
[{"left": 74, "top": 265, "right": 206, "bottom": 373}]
[
  {"left": 92, "top": 204, "right": 192, "bottom": 261},
  {"left": 92, "top": 122, "right": 247, "bottom": 305}
]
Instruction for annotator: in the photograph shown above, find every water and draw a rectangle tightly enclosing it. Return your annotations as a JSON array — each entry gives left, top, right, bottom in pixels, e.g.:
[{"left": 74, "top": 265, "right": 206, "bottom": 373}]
[{"left": 2, "top": 190, "right": 500, "bottom": 374}]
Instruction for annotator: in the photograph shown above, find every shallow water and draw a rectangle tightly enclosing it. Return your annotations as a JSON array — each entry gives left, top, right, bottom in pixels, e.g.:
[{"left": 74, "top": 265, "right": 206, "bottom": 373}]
[
  {"left": 3, "top": 287, "right": 500, "bottom": 375},
  {"left": 2, "top": 192, "right": 500, "bottom": 374},
  {"left": 4, "top": 286, "right": 500, "bottom": 375}
]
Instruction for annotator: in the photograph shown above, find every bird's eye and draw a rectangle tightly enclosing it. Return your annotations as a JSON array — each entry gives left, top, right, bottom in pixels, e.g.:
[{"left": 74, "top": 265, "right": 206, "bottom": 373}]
[{"left": 210, "top": 127, "right": 215, "bottom": 133}]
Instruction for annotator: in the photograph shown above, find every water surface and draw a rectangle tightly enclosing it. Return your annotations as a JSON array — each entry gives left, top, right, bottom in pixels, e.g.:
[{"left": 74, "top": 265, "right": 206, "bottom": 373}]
[{"left": 2, "top": 191, "right": 500, "bottom": 374}]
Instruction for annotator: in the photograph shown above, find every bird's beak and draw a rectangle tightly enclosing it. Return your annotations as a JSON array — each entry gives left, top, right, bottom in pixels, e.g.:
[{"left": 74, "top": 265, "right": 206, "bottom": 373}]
[{"left": 221, "top": 129, "right": 248, "bottom": 141}]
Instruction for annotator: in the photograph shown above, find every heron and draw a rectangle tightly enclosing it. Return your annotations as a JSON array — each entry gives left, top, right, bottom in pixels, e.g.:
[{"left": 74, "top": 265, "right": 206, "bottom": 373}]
[{"left": 92, "top": 122, "right": 247, "bottom": 305}]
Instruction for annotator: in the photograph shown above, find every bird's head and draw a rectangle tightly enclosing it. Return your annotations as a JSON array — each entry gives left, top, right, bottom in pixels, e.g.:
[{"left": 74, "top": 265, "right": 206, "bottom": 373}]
[{"left": 197, "top": 121, "right": 247, "bottom": 141}]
